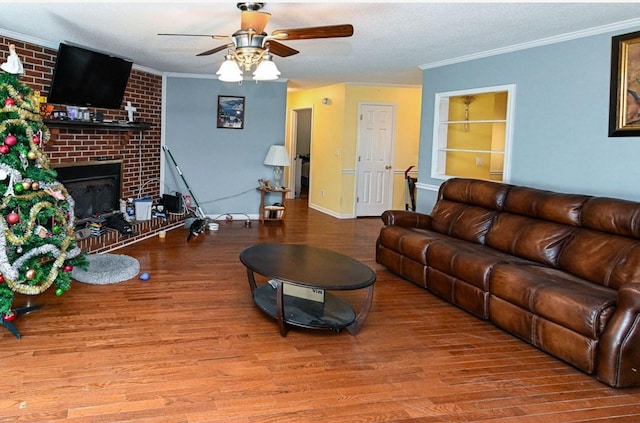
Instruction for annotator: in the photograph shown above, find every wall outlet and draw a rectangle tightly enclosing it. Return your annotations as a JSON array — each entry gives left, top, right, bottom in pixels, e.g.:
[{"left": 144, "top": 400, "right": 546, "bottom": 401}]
[
  {"left": 476, "top": 156, "right": 483, "bottom": 166},
  {"left": 321, "top": 189, "right": 325, "bottom": 198}
]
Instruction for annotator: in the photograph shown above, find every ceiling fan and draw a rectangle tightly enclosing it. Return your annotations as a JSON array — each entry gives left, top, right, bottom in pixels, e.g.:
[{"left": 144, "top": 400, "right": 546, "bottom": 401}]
[{"left": 158, "top": 2, "right": 354, "bottom": 81}]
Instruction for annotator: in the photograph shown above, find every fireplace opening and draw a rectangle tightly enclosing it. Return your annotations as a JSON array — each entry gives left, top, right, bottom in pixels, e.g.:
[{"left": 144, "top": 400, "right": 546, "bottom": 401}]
[{"left": 54, "top": 160, "right": 122, "bottom": 225}]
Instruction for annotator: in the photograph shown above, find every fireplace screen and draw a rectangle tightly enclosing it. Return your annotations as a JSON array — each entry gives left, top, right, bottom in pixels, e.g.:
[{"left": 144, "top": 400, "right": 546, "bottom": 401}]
[{"left": 55, "top": 161, "right": 122, "bottom": 221}]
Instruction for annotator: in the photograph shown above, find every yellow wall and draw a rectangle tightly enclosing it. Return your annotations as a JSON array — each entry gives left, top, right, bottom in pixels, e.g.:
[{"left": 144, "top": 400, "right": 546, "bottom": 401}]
[
  {"left": 445, "top": 92, "right": 507, "bottom": 181},
  {"left": 287, "top": 83, "right": 421, "bottom": 217}
]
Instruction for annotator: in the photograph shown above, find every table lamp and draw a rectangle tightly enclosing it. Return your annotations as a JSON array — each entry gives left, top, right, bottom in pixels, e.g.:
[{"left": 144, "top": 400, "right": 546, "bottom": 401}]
[{"left": 263, "top": 145, "right": 291, "bottom": 190}]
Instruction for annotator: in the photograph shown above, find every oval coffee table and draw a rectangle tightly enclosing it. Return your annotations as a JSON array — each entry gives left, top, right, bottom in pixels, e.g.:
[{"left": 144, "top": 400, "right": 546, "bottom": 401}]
[{"left": 239, "top": 243, "right": 376, "bottom": 336}]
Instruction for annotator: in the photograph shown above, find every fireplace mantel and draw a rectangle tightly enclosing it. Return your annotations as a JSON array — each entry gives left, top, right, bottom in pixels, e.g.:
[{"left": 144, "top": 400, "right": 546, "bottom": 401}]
[{"left": 43, "top": 119, "right": 151, "bottom": 132}]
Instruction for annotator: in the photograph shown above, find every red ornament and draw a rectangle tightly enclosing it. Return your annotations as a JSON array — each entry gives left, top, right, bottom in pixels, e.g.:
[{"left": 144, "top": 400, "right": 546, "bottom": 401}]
[
  {"left": 6, "top": 212, "right": 20, "bottom": 225},
  {"left": 0, "top": 145, "right": 8, "bottom": 154},
  {"left": 63, "top": 264, "right": 73, "bottom": 272},
  {"left": 4, "top": 98, "right": 14, "bottom": 106},
  {"left": 4, "top": 134, "right": 17, "bottom": 146},
  {"left": 32, "top": 135, "right": 40, "bottom": 145},
  {"left": 3, "top": 311, "right": 16, "bottom": 322},
  {"left": 0, "top": 274, "right": 4, "bottom": 283}
]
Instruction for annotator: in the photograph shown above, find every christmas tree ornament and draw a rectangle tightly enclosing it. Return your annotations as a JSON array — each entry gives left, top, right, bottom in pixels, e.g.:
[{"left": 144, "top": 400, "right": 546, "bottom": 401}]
[
  {"left": 32, "top": 135, "right": 40, "bottom": 145},
  {"left": 1, "top": 44, "right": 24, "bottom": 74},
  {"left": 3, "top": 311, "right": 16, "bottom": 322},
  {"left": 34, "top": 225, "right": 47, "bottom": 238},
  {"left": 55, "top": 288, "right": 63, "bottom": 296},
  {"left": 0, "top": 274, "right": 4, "bottom": 283},
  {"left": 0, "top": 145, "right": 9, "bottom": 154},
  {"left": 6, "top": 211, "right": 20, "bottom": 224},
  {"left": 4, "top": 98, "right": 14, "bottom": 106},
  {"left": 19, "top": 153, "right": 28, "bottom": 170},
  {"left": 27, "top": 151, "right": 36, "bottom": 160},
  {"left": 30, "top": 181, "right": 39, "bottom": 190},
  {"left": 63, "top": 264, "right": 73, "bottom": 272},
  {"left": 44, "top": 188, "right": 64, "bottom": 200},
  {"left": 21, "top": 181, "right": 31, "bottom": 190},
  {"left": 52, "top": 225, "right": 60, "bottom": 234},
  {"left": 4, "top": 134, "right": 17, "bottom": 146},
  {"left": 25, "top": 269, "right": 36, "bottom": 280},
  {"left": 13, "top": 183, "right": 23, "bottom": 193}
]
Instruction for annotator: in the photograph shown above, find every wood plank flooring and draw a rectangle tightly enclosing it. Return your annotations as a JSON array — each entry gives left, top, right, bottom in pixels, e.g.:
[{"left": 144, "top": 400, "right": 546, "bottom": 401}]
[{"left": 2, "top": 199, "right": 640, "bottom": 422}]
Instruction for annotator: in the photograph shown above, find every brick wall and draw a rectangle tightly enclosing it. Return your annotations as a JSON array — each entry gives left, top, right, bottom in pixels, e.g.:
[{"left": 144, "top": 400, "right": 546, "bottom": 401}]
[{"left": 0, "top": 36, "right": 162, "bottom": 200}]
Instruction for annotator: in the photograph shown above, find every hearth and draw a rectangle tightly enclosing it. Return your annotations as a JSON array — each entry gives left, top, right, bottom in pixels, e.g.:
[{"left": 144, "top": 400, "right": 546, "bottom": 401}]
[{"left": 54, "top": 160, "right": 122, "bottom": 224}]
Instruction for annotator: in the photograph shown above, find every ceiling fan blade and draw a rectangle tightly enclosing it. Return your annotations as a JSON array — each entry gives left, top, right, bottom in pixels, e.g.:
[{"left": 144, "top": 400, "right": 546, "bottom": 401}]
[
  {"left": 241, "top": 11, "right": 271, "bottom": 33},
  {"left": 158, "top": 33, "right": 229, "bottom": 40},
  {"left": 196, "top": 44, "right": 232, "bottom": 57},
  {"left": 265, "top": 41, "right": 299, "bottom": 57},
  {"left": 271, "top": 24, "right": 353, "bottom": 41}
]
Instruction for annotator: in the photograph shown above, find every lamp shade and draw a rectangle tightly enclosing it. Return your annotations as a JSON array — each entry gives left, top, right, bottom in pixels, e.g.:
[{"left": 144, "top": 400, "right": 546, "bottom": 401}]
[
  {"left": 253, "top": 57, "right": 281, "bottom": 81},
  {"left": 216, "top": 56, "right": 243, "bottom": 82},
  {"left": 263, "top": 145, "right": 291, "bottom": 167}
]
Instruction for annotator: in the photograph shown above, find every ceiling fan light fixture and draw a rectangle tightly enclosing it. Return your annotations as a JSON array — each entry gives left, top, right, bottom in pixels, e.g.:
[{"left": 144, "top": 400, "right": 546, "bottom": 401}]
[
  {"left": 216, "top": 54, "right": 243, "bottom": 82},
  {"left": 252, "top": 53, "right": 281, "bottom": 81}
]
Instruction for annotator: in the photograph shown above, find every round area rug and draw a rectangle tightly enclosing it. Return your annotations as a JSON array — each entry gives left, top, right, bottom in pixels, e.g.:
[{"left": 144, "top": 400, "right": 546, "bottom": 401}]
[{"left": 72, "top": 253, "right": 140, "bottom": 285}]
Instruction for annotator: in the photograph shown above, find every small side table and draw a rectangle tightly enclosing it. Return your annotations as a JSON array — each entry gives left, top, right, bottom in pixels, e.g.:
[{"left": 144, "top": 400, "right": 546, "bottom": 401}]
[{"left": 257, "top": 187, "right": 290, "bottom": 223}]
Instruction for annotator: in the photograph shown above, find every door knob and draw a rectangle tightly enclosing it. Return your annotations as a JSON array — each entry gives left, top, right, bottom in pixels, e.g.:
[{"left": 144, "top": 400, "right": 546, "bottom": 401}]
[{"left": 385, "top": 165, "right": 392, "bottom": 170}]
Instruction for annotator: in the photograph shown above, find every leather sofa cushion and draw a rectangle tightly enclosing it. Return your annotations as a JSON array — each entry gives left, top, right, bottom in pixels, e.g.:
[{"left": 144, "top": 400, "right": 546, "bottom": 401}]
[
  {"left": 581, "top": 196, "right": 640, "bottom": 238},
  {"left": 377, "top": 225, "right": 453, "bottom": 265},
  {"left": 431, "top": 200, "right": 497, "bottom": 245},
  {"left": 426, "top": 239, "right": 530, "bottom": 291},
  {"left": 502, "top": 186, "right": 589, "bottom": 226},
  {"left": 491, "top": 264, "right": 616, "bottom": 339},
  {"left": 439, "top": 177, "right": 510, "bottom": 210},
  {"left": 486, "top": 213, "right": 574, "bottom": 267},
  {"left": 557, "top": 228, "right": 640, "bottom": 290}
]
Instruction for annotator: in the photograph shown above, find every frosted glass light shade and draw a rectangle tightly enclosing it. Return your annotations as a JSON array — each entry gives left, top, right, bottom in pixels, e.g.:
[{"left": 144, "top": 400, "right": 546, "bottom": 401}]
[
  {"left": 253, "top": 59, "right": 281, "bottom": 81},
  {"left": 216, "top": 58, "right": 243, "bottom": 82}
]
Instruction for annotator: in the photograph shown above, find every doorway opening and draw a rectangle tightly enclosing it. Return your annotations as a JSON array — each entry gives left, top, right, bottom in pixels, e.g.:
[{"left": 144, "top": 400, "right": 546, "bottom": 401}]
[{"left": 291, "top": 107, "right": 312, "bottom": 199}]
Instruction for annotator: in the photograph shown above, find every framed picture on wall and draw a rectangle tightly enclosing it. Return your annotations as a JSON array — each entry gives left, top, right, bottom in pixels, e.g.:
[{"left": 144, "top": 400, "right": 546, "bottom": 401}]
[
  {"left": 217, "top": 95, "right": 245, "bottom": 129},
  {"left": 609, "top": 30, "right": 640, "bottom": 137}
]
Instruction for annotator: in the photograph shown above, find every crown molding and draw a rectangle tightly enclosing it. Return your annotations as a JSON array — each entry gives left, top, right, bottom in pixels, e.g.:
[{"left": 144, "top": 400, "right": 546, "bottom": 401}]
[
  {"left": 0, "top": 27, "right": 164, "bottom": 76},
  {"left": 419, "top": 17, "right": 640, "bottom": 70},
  {"left": 0, "top": 28, "right": 57, "bottom": 50}
]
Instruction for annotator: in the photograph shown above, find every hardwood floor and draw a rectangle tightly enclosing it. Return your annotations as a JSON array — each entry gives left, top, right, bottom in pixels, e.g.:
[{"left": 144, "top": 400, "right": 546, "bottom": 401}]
[{"left": 3, "top": 199, "right": 640, "bottom": 422}]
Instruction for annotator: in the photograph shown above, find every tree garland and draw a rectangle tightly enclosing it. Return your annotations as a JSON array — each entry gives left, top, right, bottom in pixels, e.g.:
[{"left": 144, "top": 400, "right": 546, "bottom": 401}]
[{"left": 0, "top": 56, "right": 87, "bottom": 317}]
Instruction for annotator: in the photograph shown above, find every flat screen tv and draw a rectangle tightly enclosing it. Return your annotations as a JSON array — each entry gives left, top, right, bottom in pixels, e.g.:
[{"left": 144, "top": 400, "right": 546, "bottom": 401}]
[{"left": 47, "top": 43, "right": 133, "bottom": 110}]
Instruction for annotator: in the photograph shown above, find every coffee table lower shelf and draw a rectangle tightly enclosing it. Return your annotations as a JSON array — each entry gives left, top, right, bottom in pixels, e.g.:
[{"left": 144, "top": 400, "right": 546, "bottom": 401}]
[{"left": 253, "top": 284, "right": 356, "bottom": 333}]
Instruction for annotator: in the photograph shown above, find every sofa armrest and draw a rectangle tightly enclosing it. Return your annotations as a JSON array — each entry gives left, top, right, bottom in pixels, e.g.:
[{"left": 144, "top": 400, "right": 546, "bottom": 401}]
[
  {"left": 381, "top": 210, "right": 432, "bottom": 230},
  {"left": 597, "top": 282, "right": 640, "bottom": 388}
]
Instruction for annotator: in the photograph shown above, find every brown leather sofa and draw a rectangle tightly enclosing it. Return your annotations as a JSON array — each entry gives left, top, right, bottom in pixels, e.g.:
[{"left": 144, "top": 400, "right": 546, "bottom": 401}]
[{"left": 376, "top": 177, "right": 640, "bottom": 388}]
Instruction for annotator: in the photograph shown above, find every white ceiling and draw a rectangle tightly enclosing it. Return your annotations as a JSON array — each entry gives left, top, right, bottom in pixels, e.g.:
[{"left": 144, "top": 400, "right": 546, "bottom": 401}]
[{"left": 2, "top": 1, "right": 640, "bottom": 91}]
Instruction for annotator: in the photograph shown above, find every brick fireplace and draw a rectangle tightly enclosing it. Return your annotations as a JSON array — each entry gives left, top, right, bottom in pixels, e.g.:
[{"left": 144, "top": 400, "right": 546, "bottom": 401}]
[
  {"left": 2, "top": 35, "right": 182, "bottom": 253},
  {"left": 1, "top": 35, "right": 163, "bottom": 194},
  {"left": 54, "top": 160, "right": 123, "bottom": 224}
]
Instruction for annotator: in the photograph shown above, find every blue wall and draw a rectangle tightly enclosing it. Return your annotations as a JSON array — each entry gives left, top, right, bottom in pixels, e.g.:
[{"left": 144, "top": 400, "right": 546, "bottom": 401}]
[
  {"left": 163, "top": 75, "right": 287, "bottom": 216},
  {"left": 417, "top": 25, "right": 640, "bottom": 212}
]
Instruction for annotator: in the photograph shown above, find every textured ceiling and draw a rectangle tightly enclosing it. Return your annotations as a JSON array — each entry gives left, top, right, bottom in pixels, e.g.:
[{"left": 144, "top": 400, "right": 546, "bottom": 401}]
[{"left": 1, "top": 2, "right": 640, "bottom": 90}]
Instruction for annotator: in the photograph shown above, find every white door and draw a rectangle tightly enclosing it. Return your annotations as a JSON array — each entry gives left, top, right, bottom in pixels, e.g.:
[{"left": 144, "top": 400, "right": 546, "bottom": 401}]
[{"left": 356, "top": 103, "right": 395, "bottom": 216}]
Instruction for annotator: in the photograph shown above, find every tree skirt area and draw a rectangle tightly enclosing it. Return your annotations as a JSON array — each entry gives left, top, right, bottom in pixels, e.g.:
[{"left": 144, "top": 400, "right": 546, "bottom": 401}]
[{"left": 71, "top": 253, "right": 140, "bottom": 285}]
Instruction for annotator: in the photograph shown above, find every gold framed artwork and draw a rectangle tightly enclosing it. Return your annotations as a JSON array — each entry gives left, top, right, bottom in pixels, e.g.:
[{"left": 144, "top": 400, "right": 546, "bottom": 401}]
[{"left": 609, "top": 30, "right": 640, "bottom": 137}]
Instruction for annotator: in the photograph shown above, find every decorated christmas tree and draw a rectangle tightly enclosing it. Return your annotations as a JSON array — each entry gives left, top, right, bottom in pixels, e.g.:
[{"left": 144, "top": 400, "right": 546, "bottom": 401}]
[{"left": 0, "top": 44, "right": 86, "bottom": 338}]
